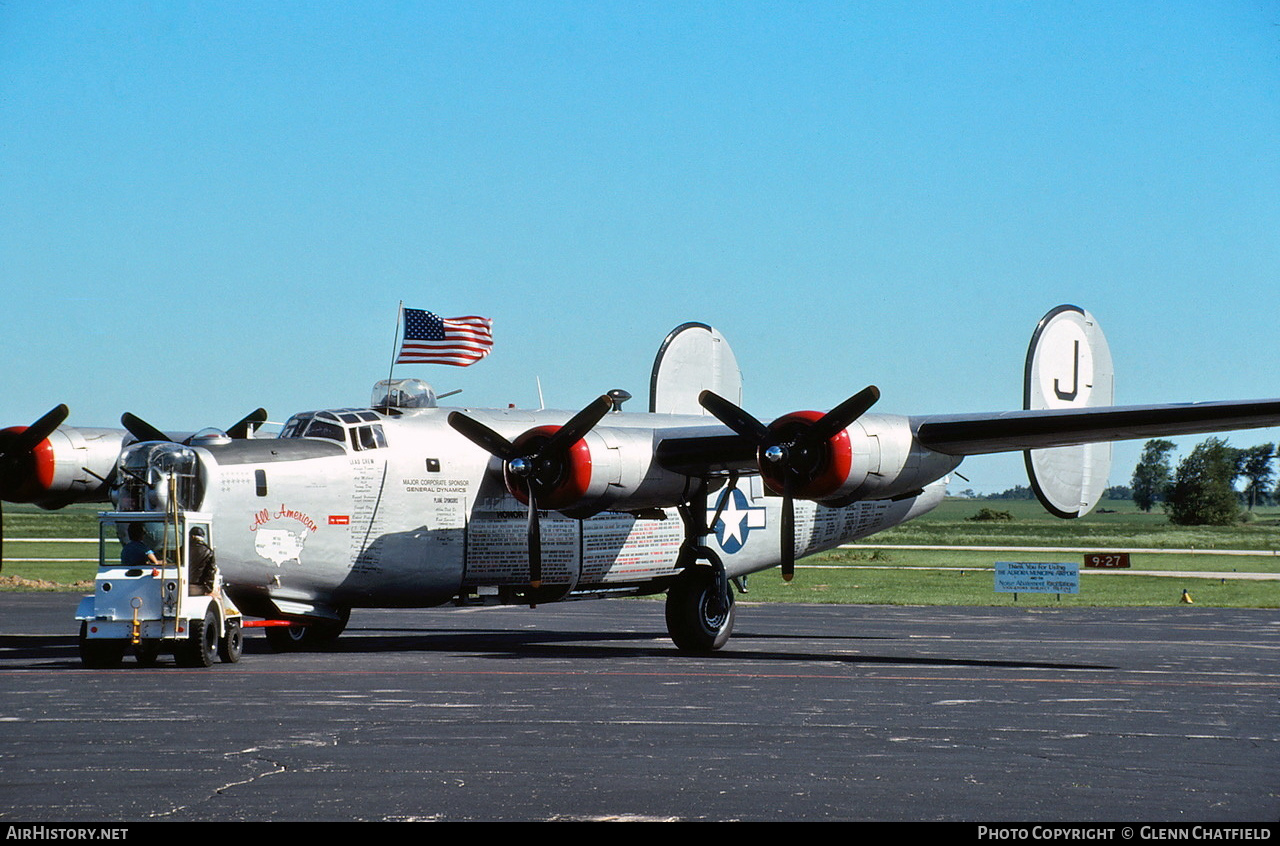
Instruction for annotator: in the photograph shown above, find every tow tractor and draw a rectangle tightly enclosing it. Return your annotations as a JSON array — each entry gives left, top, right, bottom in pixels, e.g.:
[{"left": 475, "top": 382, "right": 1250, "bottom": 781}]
[{"left": 76, "top": 508, "right": 243, "bottom": 668}]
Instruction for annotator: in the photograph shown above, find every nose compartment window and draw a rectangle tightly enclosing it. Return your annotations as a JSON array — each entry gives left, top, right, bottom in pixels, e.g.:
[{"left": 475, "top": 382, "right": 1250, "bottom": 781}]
[{"left": 279, "top": 414, "right": 311, "bottom": 439}]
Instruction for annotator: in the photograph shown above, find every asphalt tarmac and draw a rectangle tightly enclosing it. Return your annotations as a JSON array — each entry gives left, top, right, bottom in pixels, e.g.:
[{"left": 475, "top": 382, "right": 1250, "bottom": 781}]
[{"left": 1, "top": 593, "right": 1277, "bottom": 822}]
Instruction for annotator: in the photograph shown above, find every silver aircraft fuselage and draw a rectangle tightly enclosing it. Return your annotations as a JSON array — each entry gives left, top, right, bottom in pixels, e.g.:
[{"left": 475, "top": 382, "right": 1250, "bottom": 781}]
[{"left": 140, "top": 404, "right": 948, "bottom": 616}]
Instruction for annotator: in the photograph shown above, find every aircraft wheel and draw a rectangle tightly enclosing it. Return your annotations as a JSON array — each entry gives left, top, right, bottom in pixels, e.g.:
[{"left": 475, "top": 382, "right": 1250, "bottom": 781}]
[
  {"left": 78, "top": 623, "right": 125, "bottom": 669},
  {"left": 311, "top": 607, "right": 350, "bottom": 644},
  {"left": 177, "top": 609, "right": 219, "bottom": 668},
  {"left": 264, "top": 609, "right": 349, "bottom": 653},
  {"left": 219, "top": 620, "right": 243, "bottom": 663},
  {"left": 665, "top": 569, "right": 735, "bottom": 654},
  {"left": 263, "top": 621, "right": 308, "bottom": 652}
]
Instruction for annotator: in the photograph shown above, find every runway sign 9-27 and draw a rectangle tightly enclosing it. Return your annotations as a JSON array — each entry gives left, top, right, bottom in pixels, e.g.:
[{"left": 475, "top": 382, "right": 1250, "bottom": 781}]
[
  {"left": 994, "top": 562, "right": 1080, "bottom": 594},
  {"left": 1084, "top": 552, "right": 1130, "bottom": 569}
]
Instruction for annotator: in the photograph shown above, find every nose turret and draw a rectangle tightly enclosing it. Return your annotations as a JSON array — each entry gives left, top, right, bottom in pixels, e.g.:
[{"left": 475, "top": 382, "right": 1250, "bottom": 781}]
[{"left": 113, "top": 441, "right": 207, "bottom": 513}]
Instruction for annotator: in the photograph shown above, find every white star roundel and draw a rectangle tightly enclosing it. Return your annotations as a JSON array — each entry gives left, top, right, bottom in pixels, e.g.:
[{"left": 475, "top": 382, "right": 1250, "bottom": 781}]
[{"left": 707, "top": 488, "right": 766, "bottom": 554}]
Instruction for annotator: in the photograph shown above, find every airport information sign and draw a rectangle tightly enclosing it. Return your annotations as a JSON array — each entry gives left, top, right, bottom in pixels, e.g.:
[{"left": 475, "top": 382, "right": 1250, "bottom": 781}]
[{"left": 994, "top": 561, "right": 1079, "bottom": 594}]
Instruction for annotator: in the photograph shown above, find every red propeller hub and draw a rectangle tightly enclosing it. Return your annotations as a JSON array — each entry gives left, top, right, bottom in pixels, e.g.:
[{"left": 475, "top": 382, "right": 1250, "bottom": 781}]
[
  {"left": 0, "top": 426, "right": 57, "bottom": 502},
  {"left": 504, "top": 425, "right": 594, "bottom": 511},
  {"left": 760, "top": 411, "right": 853, "bottom": 500}
]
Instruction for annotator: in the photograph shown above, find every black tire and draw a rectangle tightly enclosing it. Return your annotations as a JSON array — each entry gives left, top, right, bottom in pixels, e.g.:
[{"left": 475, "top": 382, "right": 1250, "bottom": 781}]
[
  {"left": 218, "top": 620, "right": 243, "bottom": 663},
  {"left": 263, "top": 621, "right": 308, "bottom": 652},
  {"left": 263, "top": 608, "right": 349, "bottom": 653},
  {"left": 665, "top": 569, "right": 735, "bottom": 654},
  {"left": 177, "top": 608, "right": 219, "bottom": 668},
  {"left": 79, "top": 622, "right": 125, "bottom": 669}
]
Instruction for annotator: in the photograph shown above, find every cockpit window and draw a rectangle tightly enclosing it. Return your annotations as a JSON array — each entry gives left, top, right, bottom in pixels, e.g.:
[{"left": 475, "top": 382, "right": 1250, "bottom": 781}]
[
  {"left": 351, "top": 424, "right": 387, "bottom": 451},
  {"left": 303, "top": 418, "right": 345, "bottom": 442},
  {"left": 279, "top": 410, "right": 387, "bottom": 449}
]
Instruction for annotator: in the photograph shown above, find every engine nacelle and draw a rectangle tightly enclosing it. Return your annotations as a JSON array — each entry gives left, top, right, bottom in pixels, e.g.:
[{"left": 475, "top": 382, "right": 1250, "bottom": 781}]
[
  {"left": 502, "top": 425, "right": 704, "bottom": 518},
  {"left": 503, "top": 425, "right": 602, "bottom": 512},
  {"left": 758, "top": 412, "right": 962, "bottom": 505},
  {"left": 757, "top": 410, "right": 866, "bottom": 501},
  {"left": 0, "top": 426, "right": 127, "bottom": 509}
]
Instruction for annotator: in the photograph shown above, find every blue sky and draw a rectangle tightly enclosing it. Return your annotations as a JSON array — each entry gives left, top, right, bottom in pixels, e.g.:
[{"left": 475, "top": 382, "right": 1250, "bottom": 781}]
[{"left": 2, "top": 1, "right": 1277, "bottom": 494}]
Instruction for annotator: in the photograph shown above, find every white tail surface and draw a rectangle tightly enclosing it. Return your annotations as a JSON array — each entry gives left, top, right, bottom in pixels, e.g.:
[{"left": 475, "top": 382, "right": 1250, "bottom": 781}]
[
  {"left": 1023, "top": 305, "right": 1115, "bottom": 518},
  {"left": 649, "top": 323, "right": 743, "bottom": 415}
]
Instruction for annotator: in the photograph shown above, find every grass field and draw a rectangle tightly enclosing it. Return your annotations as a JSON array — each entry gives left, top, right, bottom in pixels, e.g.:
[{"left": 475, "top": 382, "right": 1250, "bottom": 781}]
[
  {"left": 3, "top": 498, "right": 1278, "bottom": 607},
  {"left": 740, "top": 497, "right": 1280, "bottom": 608},
  {"left": 861, "top": 497, "right": 1280, "bottom": 551},
  {"left": 2, "top": 503, "right": 112, "bottom": 590}
]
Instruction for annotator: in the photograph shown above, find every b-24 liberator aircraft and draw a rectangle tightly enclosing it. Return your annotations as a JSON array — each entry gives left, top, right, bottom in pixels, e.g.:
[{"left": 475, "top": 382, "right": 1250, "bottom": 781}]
[{"left": 2, "top": 305, "right": 1278, "bottom": 655}]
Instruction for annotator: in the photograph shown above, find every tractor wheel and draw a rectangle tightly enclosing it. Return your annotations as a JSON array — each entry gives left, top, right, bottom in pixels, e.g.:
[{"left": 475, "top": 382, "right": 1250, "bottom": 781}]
[
  {"left": 219, "top": 620, "right": 243, "bottom": 663},
  {"left": 177, "top": 608, "right": 219, "bottom": 668}
]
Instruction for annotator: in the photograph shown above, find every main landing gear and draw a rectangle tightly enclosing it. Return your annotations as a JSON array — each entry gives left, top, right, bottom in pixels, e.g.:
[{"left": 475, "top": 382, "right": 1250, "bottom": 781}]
[
  {"left": 665, "top": 564, "right": 735, "bottom": 654},
  {"left": 664, "top": 476, "right": 740, "bottom": 654}
]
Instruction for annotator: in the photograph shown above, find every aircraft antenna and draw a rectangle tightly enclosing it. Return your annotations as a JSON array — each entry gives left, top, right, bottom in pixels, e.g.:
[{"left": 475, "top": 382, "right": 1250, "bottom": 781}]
[
  {"left": 381, "top": 302, "right": 404, "bottom": 407},
  {"left": 536, "top": 377, "right": 545, "bottom": 410}
]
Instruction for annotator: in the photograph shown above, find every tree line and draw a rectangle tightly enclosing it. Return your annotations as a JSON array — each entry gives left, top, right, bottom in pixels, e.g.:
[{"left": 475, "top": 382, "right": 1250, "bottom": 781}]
[
  {"left": 1131, "top": 438, "right": 1275, "bottom": 525},
  {"left": 961, "top": 438, "right": 1276, "bottom": 525}
]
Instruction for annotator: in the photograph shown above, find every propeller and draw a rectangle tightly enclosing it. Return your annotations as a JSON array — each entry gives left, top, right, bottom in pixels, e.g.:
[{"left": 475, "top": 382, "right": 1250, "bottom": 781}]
[
  {"left": 449, "top": 395, "right": 614, "bottom": 589},
  {"left": 226, "top": 408, "right": 269, "bottom": 440},
  {"left": 0, "top": 404, "right": 71, "bottom": 569},
  {"left": 120, "top": 408, "right": 270, "bottom": 444},
  {"left": 0, "top": 404, "right": 70, "bottom": 501},
  {"left": 121, "top": 412, "right": 172, "bottom": 444},
  {"left": 699, "top": 386, "right": 880, "bottom": 580}
]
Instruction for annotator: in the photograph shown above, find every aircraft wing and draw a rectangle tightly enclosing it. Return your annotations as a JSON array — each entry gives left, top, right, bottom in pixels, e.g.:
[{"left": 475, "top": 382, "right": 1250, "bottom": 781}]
[
  {"left": 653, "top": 432, "right": 755, "bottom": 475},
  {"left": 912, "top": 398, "right": 1280, "bottom": 456}
]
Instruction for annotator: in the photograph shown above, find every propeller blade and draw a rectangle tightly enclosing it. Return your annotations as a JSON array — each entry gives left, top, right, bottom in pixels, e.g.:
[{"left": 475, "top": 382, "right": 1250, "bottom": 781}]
[
  {"left": 542, "top": 394, "right": 613, "bottom": 456},
  {"left": 1, "top": 406, "right": 71, "bottom": 505},
  {"left": 806, "top": 386, "right": 881, "bottom": 443},
  {"left": 121, "top": 413, "right": 172, "bottom": 444},
  {"left": 698, "top": 391, "right": 769, "bottom": 442},
  {"left": 780, "top": 476, "right": 795, "bottom": 581},
  {"left": 6, "top": 405, "right": 69, "bottom": 456},
  {"left": 526, "top": 485, "right": 542, "bottom": 590},
  {"left": 227, "top": 408, "right": 269, "bottom": 439},
  {"left": 447, "top": 412, "right": 520, "bottom": 462}
]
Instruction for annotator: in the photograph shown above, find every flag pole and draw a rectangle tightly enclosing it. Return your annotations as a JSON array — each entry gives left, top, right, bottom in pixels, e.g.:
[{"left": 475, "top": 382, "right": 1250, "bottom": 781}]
[{"left": 383, "top": 301, "right": 403, "bottom": 407}]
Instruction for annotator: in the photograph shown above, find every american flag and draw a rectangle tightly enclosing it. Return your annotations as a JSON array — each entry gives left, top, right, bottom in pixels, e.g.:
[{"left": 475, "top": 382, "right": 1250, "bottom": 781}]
[{"left": 396, "top": 308, "right": 494, "bottom": 366}]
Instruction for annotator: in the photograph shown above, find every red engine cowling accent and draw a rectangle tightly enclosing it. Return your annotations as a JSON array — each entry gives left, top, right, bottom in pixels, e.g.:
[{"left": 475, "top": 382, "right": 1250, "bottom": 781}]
[
  {"left": 0, "top": 426, "right": 56, "bottom": 503},
  {"left": 759, "top": 411, "right": 854, "bottom": 501},
  {"left": 503, "top": 425, "right": 594, "bottom": 511}
]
